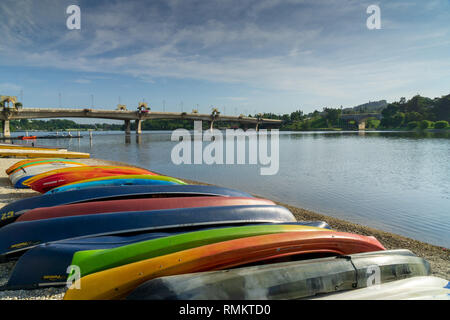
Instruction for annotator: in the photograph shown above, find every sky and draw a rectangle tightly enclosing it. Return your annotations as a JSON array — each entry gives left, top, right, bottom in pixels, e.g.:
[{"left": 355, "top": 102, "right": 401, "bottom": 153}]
[{"left": 0, "top": 0, "right": 449, "bottom": 123}]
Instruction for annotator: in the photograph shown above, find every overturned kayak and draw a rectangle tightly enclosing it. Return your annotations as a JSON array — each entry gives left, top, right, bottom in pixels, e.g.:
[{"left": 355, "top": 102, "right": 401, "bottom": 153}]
[
  {"left": 16, "top": 197, "right": 275, "bottom": 222},
  {"left": 10, "top": 162, "right": 86, "bottom": 188},
  {"left": 6, "top": 159, "right": 86, "bottom": 176},
  {"left": 45, "top": 174, "right": 186, "bottom": 194},
  {"left": 0, "top": 185, "right": 252, "bottom": 227},
  {"left": 64, "top": 231, "right": 385, "bottom": 300},
  {"left": 71, "top": 224, "right": 329, "bottom": 278},
  {"left": 0, "top": 205, "right": 295, "bottom": 259},
  {"left": 311, "top": 276, "right": 449, "bottom": 300},
  {"left": 23, "top": 166, "right": 156, "bottom": 193},
  {"left": 4, "top": 221, "right": 331, "bottom": 289},
  {"left": 126, "top": 249, "right": 430, "bottom": 300}
]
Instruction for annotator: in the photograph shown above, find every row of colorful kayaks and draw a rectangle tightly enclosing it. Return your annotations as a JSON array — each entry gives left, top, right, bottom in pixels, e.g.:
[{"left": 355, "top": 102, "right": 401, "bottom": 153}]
[{"left": 0, "top": 159, "right": 448, "bottom": 300}]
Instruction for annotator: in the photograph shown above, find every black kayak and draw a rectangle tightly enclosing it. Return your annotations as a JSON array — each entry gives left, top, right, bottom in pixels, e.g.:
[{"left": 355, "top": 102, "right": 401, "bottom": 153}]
[
  {"left": 0, "top": 205, "right": 295, "bottom": 259},
  {"left": 3, "top": 221, "right": 330, "bottom": 290},
  {"left": 0, "top": 185, "right": 253, "bottom": 227}
]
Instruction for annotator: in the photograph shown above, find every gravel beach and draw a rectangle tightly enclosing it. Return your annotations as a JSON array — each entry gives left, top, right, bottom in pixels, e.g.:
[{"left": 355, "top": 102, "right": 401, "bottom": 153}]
[{"left": 0, "top": 157, "right": 448, "bottom": 300}]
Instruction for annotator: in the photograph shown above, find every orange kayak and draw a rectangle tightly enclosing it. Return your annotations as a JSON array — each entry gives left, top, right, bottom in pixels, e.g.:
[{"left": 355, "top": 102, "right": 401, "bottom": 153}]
[
  {"left": 64, "top": 231, "right": 385, "bottom": 300},
  {"left": 23, "top": 166, "right": 156, "bottom": 193}
]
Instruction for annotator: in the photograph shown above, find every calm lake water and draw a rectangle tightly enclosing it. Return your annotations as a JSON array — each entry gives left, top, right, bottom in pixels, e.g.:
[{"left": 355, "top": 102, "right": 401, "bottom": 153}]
[{"left": 10, "top": 130, "right": 450, "bottom": 248}]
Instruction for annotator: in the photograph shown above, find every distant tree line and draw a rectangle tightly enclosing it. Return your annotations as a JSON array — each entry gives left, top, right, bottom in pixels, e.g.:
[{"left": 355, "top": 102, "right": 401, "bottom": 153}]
[
  {"left": 379, "top": 94, "right": 449, "bottom": 130},
  {"left": 256, "top": 94, "right": 449, "bottom": 131}
]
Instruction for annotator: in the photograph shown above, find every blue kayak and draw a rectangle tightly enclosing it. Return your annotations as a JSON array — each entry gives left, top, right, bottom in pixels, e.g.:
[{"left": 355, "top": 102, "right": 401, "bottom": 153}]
[
  {"left": 0, "top": 205, "right": 295, "bottom": 259},
  {"left": 0, "top": 185, "right": 253, "bottom": 227},
  {"left": 3, "top": 221, "right": 330, "bottom": 290}
]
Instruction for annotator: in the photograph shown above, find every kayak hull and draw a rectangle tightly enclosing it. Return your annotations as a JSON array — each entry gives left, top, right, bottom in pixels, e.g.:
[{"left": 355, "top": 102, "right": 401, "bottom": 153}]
[
  {"left": 24, "top": 166, "right": 156, "bottom": 193},
  {"left": 127, "top": 249, "right": 430, "bottom": 300},
  {"left": 63, "top": 231, "right": 385, "bottom": 300},
  {"left": 6, "top": 158, "right": 58, "bottom": 175},
  {"left": 45, "top": 175, "right": 186, "bottom": 194},
  {"left": 10, "top": 162, "right": 85, "bottom": 188},
  {"left": 310, "top": 276, "right": 449, "bottom": 300},
  {"left": 7, "top": 159, "right": 86, "bottom": 176},
  {"left": 72, "top": 224, "right": 329, "bottom": 278},
  {"left": 17, "top": 197, "right": 275, "bottom": 222},
  {"left": 0, "top": 205, "right": 295, "bottom": 258},
  {"left": 4, "top": 221, "right": 331, "bottom": 289},
  {"left": 0, "top": 185, "right": 253, "bottom": 227}
]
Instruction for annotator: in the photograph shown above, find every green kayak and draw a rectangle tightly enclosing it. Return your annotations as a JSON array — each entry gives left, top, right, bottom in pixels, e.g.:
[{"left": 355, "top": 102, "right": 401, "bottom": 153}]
[{"left": 70, "top": 223, "right": 328, "bottom": 277}]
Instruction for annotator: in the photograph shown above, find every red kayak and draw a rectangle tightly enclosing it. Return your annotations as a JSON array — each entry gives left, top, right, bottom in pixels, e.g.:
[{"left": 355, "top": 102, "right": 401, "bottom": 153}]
[
  {"left": 24, "top": 166, "right": 156, "bottom": 193},
  {"left": 16, "top": 197, "right": 276, "bottom": 222}
]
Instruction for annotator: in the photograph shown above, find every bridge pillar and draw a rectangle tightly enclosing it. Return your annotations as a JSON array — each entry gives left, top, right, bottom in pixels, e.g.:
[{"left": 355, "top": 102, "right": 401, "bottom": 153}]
[
  {"left": 124, "top": 120, "right": 131, "bottom": 134},
  {"left": 135, "top": 120, "right": 142, "bottom": 134},
  {"left": 2, "top": 120, "right": 10, "bottom": 137}
]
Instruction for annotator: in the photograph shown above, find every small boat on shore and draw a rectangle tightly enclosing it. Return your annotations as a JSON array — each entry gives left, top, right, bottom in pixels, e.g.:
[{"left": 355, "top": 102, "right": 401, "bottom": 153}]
[
  {"left": 45, "top": 174, "right": 187, "bottom": 194},
  {"left": 23, "top": 165, "right": 157, "bottom": 193},
  {"left": 63, "top": 231, "right": 385, "bottom": 300},
  {"left": 4, "top": 222, "right": 330, "bottom": 289},
  {"left": 0, "top": 205, "right": 296, "bottom": 259},
  {"left": 71, "top": 224, "right": 328, "bottom": 278},
  {"left": 16, "top": 197, "right": 275, "bottom": 222},
  {"left": 310, "top": 276, "right": 449, "bottom": 300},
  {"left": 9, "top": 162, "right": 86, "bottom": 188},
  {"left": 126, "top": 249, "right": 430, "bottom": 300},
  {"left": 0, "top": 185, "right": 254, "bottom": 227},
  {"left": 6, "top": 158, "right": 84, "bottom": 176}
]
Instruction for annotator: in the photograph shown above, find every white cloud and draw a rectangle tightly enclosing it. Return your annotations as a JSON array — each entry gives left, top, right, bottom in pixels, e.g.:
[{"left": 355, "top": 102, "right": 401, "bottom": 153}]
[{"left": 74, "top": 79, "right": 92, "bottom": 84}]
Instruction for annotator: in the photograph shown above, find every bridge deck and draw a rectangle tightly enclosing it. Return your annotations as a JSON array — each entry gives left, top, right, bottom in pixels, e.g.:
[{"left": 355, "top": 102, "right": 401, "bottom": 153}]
[{"left": 0, "top": 108, "right": 282, "bottom": 124}]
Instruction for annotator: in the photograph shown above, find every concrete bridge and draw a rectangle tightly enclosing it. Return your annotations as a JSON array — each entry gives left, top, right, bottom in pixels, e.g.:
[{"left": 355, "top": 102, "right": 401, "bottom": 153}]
[
  {"left": 340, "top": 113, "right": 383, "bottom": 130},
  {"left": 0, "top": 107, "right": 282, "bottom": 137}
]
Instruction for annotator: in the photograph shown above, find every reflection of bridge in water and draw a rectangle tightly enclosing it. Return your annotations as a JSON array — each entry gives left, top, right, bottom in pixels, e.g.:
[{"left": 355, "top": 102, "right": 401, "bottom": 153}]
[
  {"left": 0, "top": 108, "right": 282, "bottom": 137},
  {"left": 340, "top": 113, "right": 383, "bottom": 130}
]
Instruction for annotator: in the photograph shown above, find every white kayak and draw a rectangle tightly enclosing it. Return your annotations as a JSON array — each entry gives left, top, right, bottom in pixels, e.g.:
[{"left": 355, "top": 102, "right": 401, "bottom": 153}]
[
  {"left": 10, "top": 162, "right": 85, "bottom": 188},
  {"left": 311, "top": 276, "right": 450, "bottom": 300}
]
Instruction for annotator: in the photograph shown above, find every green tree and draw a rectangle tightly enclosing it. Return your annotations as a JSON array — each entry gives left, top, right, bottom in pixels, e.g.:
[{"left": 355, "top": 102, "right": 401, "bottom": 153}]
[
  {"left": 434, "top": 120, "right": 449, "bottom": 129},
  {"left": 323, "top": 108, "right": 341, "bottom": 127},
  {"left": 407, "top": 121, "right": 419, "bottom": 129},
  {"left": 290, "top": 110, "right": 304, "bottom": 122},
  {"left": 405, "top": 111, "right": 422, "bottom": 123},
  {"left": 419, "top": 120, "right": 432, "bottom": 130},
  {"left": 392, "top": 112, "right": 405, "bottom": 127}
]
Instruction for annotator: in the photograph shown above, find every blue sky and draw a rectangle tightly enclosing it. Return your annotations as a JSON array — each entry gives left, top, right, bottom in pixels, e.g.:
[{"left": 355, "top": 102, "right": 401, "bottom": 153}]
[{"left": 0, "top": 0, "right": 449, "bottom": 123}]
